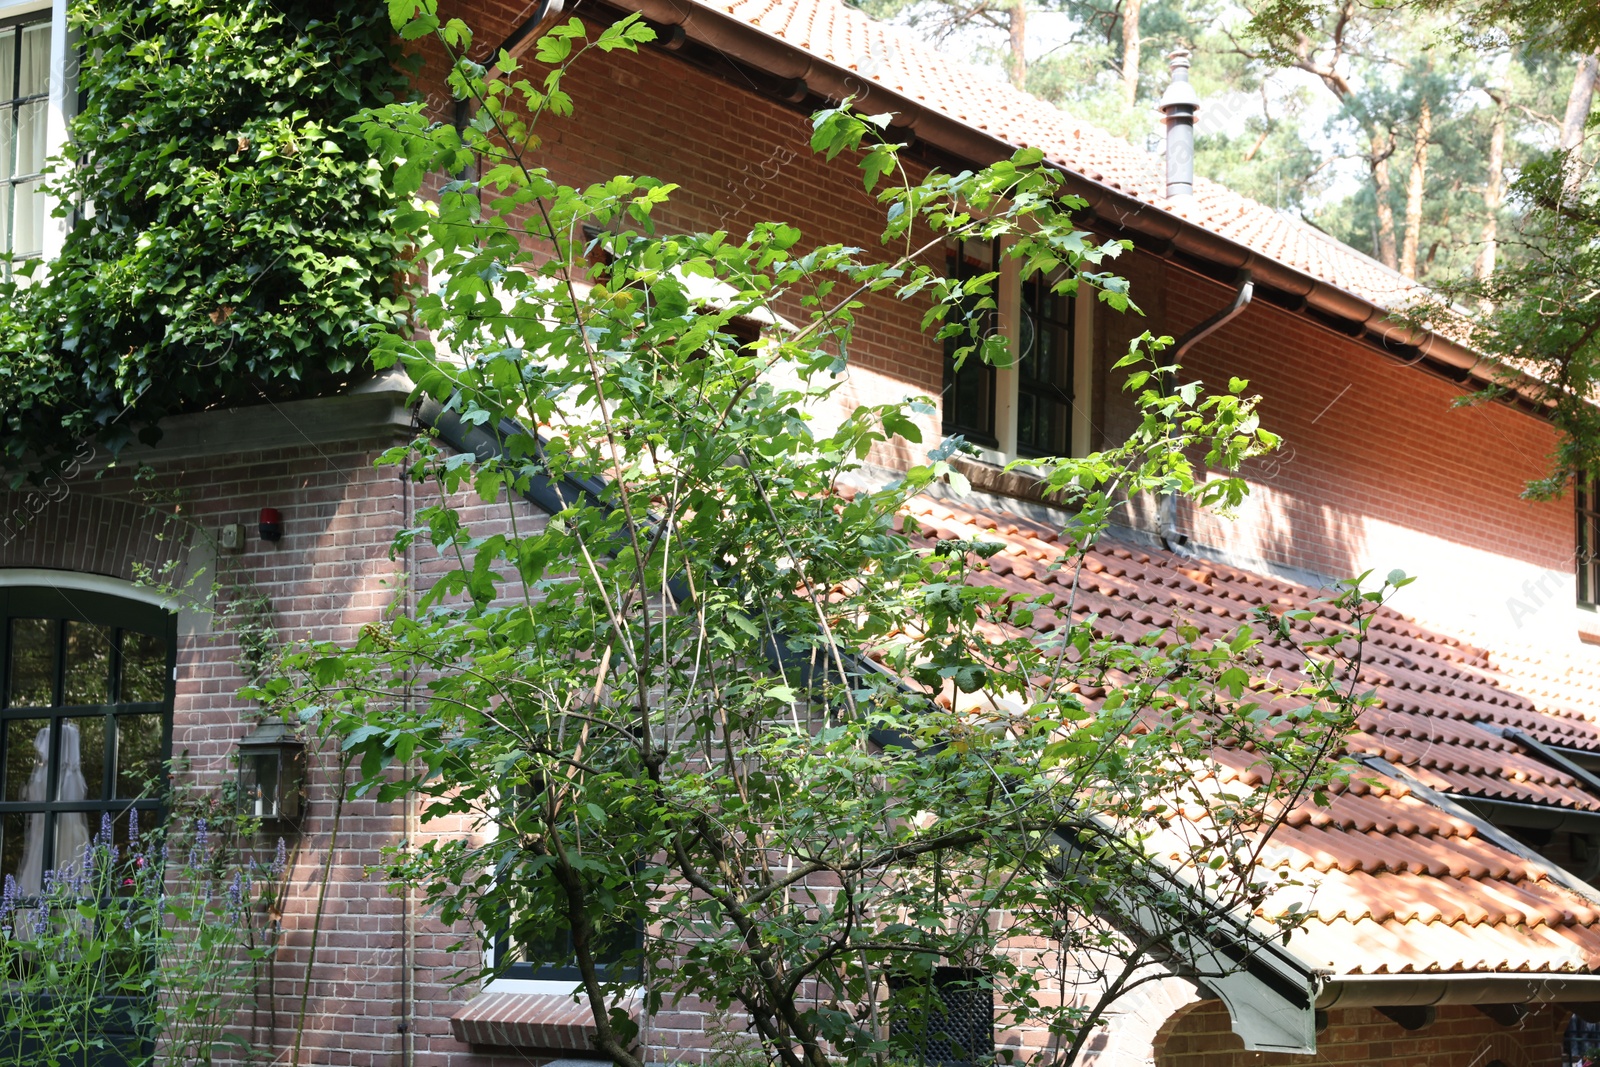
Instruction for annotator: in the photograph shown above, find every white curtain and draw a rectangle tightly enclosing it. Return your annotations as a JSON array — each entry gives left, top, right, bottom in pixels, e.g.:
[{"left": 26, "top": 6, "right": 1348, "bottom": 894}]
[
  {"left": 15, "top": 721, "right": 91, "bottom": 894},
  {"left": 0, "top": 22, "right": 52, "bottom": 258},
  {"left": 11, "top": 24, "right": 49, "bottom": 258}
]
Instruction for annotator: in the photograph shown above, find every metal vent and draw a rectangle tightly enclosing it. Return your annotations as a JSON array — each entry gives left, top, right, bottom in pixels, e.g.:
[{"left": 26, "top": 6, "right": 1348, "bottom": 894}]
[{"left": 887, "top": 968, "right": 994, "bottom": 1067}]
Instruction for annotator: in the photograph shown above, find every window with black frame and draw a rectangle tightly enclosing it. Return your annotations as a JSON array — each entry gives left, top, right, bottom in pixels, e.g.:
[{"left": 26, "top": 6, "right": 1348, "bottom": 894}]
[
  {"left": 1016, "top": 271, "right": 1075, "bottom": 458},
  {"left": 497, "top": 913, "right": 641, "bottom": 985},
  {"left": 0, "top": 588, "right": 174, "bottom": 891},
  {"left": 0, "top": 12, "right": 50, "bottom": 264},
  {"left": 493, "top": 779, "right": 643, "bottom": 986},
  {"left": 941, "top": 239, "right": 999, "bottom": 448}
]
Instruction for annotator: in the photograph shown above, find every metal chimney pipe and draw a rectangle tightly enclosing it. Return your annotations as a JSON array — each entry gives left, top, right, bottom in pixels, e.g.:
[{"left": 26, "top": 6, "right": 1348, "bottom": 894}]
[{"left": 1157, "top": 49, "right": 1199, "bottom": 200}]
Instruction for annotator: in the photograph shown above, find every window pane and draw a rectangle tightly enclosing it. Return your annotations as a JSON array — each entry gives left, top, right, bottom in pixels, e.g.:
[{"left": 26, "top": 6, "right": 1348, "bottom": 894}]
[
  {"left": 8, "top": 618, "right": 56, "bottom": 707},
  {"left": 115, "top": 714, "right": 163, "bottom": 799},
  {"left": 942, "top": 240, "right": 998, "bottom": 444},
  {"left": 63, "top": 621, "right": 111, "bottom": 706},
  {"left": 0, "top": 28, "right": 14, "bottom": 108},
  {"left": 57, "top": 717, "right": 104, "bottom": 802},
  {"left": 120, "top": 630, "right": 167, "bottom": 703},
  {"left": 18, "top": 24, "right": 47, "bottom": 99},
  {"left": 112, "top": 806, "right": 158, "bottom": 854},
  {"left": 4, "top": 717, "right": 48, "bottom": 807},
  {"left": 10, "top": 176, "right": 40, "bottom": 258},
  {"left": 1, "top": 810, "right": 42, "bottom": 894},
  {"left": 14, "top": 99, "right": 44, "bottom": 177}
]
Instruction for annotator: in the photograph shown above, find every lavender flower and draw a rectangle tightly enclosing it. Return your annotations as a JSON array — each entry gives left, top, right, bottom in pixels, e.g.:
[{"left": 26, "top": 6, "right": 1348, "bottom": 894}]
[
  {"left": 127, "top": 808, "right": 140, "bottom": 848},
  {"left": 97, "top": 811, "right": 114, "bottom": 848},
  {"left": 226, "top": 870, "right": 244, "bottom": 918},
  {"left": 195, "top": 818, "right": 209, "bottom": 850},
  {"left": 0, "top": 874, "right": 18, "bottom": 927},
  {"left": 70, "top": 844, "right": 91, "bottom": 897},
  {"left": 272, "top": 836, "right": 287, "bottom": 879}
]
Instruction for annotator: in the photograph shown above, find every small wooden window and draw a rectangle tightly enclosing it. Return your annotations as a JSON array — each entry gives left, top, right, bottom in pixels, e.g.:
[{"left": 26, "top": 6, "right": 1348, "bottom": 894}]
[
  {"left": 941, "top": 239, "right": 998, "bottom": 448},
  {"left": 1016, "top": 272, "right": 1075, "bottom": 458}
]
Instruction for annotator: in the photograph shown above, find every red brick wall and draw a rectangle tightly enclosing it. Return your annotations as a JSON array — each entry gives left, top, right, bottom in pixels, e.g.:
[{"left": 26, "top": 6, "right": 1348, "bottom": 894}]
[
  {"left": 1097, "top": 257, "right": 1578, "bottom": 639},
  {"left": 0, "top": 437, "right": 575, "bottom": 1067},
  {"left": 1156, "top": 999, "right": 1563, "bottom": 1067},
  {"left": 416, "top": 6, "right": 1585, "bottom": 640}
]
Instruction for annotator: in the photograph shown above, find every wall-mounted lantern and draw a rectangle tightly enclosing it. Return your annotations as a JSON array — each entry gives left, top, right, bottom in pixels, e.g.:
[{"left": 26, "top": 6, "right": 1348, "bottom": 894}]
[{"left": 237, "top": 720, "right": 306, "bottom": 830}]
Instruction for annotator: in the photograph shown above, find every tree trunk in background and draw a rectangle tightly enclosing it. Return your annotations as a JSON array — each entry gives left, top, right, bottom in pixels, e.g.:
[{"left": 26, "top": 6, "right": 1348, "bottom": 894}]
[
  {"left": 1007, "top": 0, "right": 1027, "bottom": 89},
  {"left": 1121, "top": 0, "right": 1141, "bottom": 108},
  {"left": 1477, "top": 89, "right": 1507, "bottom": 281},
  {"left": 1560, "top": 51, "right": 1599, "bottom": 199},
  {"left": 1370, "top": 130, "right": 1399, "bottom": 270},
  {"left": 1401, "top": 97, "right": 1432, "bottom": 279}
]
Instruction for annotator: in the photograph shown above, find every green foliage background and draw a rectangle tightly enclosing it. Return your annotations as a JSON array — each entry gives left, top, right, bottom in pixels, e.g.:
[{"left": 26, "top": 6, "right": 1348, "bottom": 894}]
[{"left": 0, "top": 0, "right": 413, "bottom": 475}]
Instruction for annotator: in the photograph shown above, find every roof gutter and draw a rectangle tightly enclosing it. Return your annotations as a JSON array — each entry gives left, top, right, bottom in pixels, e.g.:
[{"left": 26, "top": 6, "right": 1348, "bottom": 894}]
[
  {"left": 1317, "top": 973, "right": 1600, "bottom": 1009},
  {"left": 592, "top": 0, "right": 1542, "bottom": 408}
]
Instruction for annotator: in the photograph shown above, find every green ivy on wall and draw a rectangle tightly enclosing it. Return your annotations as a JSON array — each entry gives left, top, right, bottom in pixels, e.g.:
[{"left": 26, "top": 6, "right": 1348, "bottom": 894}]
[{"left": 0, "top": 0, "right": 414, "bottom": 474}]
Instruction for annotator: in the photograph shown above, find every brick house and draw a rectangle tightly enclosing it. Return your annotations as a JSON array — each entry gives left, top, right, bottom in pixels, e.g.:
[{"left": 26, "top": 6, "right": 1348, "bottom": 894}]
[{"left": 3, "top": 0, "right": 1600, "bottom": 1063}]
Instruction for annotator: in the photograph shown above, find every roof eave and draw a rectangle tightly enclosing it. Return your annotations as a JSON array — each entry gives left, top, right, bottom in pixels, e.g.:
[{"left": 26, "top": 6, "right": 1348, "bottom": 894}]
[{"left": 592, "top": 0, "right": 1551, "bottom": 412}]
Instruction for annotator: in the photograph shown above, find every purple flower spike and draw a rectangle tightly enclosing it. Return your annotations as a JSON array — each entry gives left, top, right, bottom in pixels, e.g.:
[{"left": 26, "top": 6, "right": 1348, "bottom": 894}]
[
  {"left": 98, "top": 811, "right": 114, "bottom": 848},
  {"left": 1, "top": 874, "right": 18, "bottom": 924},
  {"left": 195, "top": 818, "right": 209, "bottom": 851},
  {"left": 226, "top": 870, "right": 244, "bottom": 918},
  {"left": 127, "top": 809, "right": 140, "bottom": 847},
  {"left": 272, "top": 837, "right": 287, "bottom": 878}
]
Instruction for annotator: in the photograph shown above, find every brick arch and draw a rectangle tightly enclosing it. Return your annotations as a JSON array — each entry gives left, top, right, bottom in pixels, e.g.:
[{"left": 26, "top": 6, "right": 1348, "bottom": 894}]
[
  {"left": 0, "top": 485, "right": 190, "bottom": 585},
  {"left": 1077, "top": 977, "right": 1204, "bottom": 1067},
  {"left": 1471, "top": 1034, "right": 1532, "bottom": 1067}
]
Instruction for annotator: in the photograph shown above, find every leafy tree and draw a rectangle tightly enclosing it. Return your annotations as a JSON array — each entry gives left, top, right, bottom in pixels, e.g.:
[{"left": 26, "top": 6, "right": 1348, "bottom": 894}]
[{"left": 268, "top": 5, "right": 1402, "bottom": 1066}]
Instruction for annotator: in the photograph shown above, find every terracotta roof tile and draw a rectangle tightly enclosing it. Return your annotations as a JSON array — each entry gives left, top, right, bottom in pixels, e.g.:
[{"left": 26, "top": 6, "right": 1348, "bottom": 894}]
[{"left": 897, "top": 495, "right": 1600, "bottom": 977}]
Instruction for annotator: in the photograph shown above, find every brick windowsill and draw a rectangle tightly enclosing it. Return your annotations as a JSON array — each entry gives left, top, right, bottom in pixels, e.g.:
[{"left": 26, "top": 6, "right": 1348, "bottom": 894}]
[{"left": 450, "top": 991, "right": 641, "bottom": 1054}]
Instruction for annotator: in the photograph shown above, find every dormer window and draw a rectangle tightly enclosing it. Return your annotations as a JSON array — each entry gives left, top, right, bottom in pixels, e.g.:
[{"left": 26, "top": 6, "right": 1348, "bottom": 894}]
[
  {"left": 1016, "top": 271, "right": 1076, "bottom": 458},
  {"left": 941, "top": 238, "right": 999, "bottom": 449},
  {"left": 940, "top": 236, "right": 1092, "bottom": 463}
]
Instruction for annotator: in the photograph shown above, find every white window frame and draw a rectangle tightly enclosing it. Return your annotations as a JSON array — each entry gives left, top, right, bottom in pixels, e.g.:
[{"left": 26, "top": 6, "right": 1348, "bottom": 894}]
[{"left": 0, "top": 0, "right": 71, "bottom": 263}]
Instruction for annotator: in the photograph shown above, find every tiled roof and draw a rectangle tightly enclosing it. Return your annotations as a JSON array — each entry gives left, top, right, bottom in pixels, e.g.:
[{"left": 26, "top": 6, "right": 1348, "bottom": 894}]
[
  {"left": 900, "top": 495, "right": 1600, "bottom": 976},
  {"left": 690, "top": 0, "right": 1422, "bottom": 312}
]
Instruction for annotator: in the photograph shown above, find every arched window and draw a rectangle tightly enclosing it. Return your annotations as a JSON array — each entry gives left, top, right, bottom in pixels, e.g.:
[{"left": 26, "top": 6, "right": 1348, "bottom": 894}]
[{"left": 0, "top": 587, "right": 174, "bottom": 890}]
